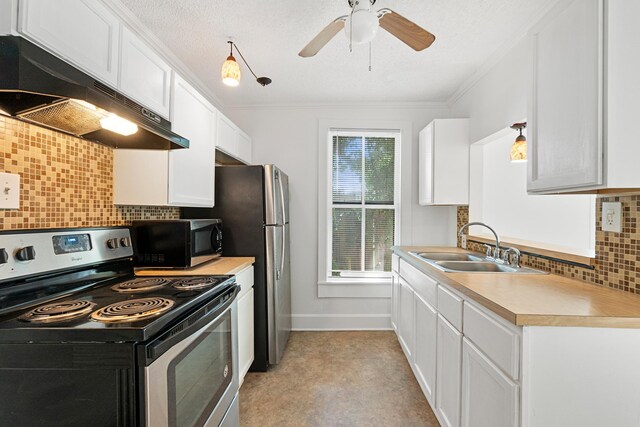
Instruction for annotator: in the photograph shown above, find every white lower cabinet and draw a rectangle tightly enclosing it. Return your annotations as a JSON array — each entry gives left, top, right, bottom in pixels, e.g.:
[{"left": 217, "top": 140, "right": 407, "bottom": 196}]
[
  {"left": 236, "top": 266, "right": 255, "bottom": 386},
  {"left": 391, "top": 272, "right": 400, "bottom": 332},
  {"left": 436, "top": 314, "right": 462, "bottom": 427},
  {"left": 413, "top": 294, "right": 437, "bottom": 405},
  {"left": 461, "top": 338, "right": 519, "bottom": 427},
  {"left": 398, "top": 278, "right": 415, "bottom": 360}
]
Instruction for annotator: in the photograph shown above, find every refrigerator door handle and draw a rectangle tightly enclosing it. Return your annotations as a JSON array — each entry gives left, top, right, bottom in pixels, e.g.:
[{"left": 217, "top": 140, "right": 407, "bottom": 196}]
[
  {"left": 279, "top": 225, "right": 286, "bottom": 280},
  {"left": 278, "top": 170, "right": 287, "bottom": 225}
]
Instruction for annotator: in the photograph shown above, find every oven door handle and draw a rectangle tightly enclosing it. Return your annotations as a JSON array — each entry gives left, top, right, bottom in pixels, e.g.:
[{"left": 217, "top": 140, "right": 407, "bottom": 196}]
[{"left": 144, "top": 285, "right": 239, "bottom": 363}]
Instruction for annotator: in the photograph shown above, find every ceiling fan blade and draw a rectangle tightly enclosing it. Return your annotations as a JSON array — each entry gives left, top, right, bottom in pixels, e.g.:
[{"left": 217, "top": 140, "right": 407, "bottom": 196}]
[
  {"left": 299, "top": 17, "right": 347, "bottom": 57},
  {"left": 378, "top": 9, "right": 435, "bottom": 51}
]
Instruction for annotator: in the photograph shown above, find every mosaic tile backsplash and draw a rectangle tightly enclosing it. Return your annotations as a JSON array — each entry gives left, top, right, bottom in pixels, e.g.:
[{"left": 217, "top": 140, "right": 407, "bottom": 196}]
[
  {"left": 0, "top": 115, "right": 179, "bottom": 229},
  {"left": 457, "top": 196, "right": 640, "bottom": 295}
]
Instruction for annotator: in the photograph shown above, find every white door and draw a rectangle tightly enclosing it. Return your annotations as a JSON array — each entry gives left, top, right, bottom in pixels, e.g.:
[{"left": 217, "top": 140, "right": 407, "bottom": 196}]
[
  {"left": 216, "top": 113, "right": 239, "bottom": 156},
  {"left": 18, "top": 0, "right": 120, "bottom": 86},
  {"left": 414, "top": 293, "right": 438, "bottom": 405},
  {"left": 528, "top": 0, "right": 603, "bottom": 192},
  {"left": 436, "top": 314, "right": 462, "bottom": 427},
  {"left": 119, "top": 26, "right": 172, "bottom": 118},
  {"left": 168, "top": 75, "right": 215, "bottom": 207},
  {"left": 461, "top": 338, "right": 519, "bottom": 427},
  {"left": 398, "top": 278, "right": 415, "bottom": 361},
  {"left": 418, "top": 124, "right": 434, "bottom": 205},
  {"left": 237, "top": 287, "right": 254, "bottom": 384}
]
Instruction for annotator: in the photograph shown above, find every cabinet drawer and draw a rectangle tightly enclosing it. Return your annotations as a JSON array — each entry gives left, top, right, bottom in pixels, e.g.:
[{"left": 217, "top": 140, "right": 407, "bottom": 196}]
[
  {"left": 437, "top": 285, "right": 463, "bottom": 331},
  {"left": 399, "top": 260, "right": 437, "bottom": 307},
  {"left": 463, "top": 302, "right": 520, "bottom": 380},
  {"left": 236, "top": 266, "right": 255, "bottom": 300}
]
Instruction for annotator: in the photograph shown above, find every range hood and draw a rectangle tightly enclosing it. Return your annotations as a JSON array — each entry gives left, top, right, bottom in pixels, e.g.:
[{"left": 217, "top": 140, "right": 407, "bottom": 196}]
[{"left": 0, "top": 36, "right": 189, "bottom": 150}]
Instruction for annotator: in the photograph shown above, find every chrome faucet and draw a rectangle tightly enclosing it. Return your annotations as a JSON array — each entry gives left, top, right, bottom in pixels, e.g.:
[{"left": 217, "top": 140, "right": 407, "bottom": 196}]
[
  {"left": 458, "top": 222, "right": 501, "bottom": 260},
  {"left": 502, "top": 247, "right": 522, "bottom": 268}
]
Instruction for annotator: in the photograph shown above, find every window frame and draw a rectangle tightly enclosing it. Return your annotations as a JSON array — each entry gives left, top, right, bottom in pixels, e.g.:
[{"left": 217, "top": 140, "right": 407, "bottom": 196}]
[{"left": 328, "top": 130, "right": 401, "bottom": 281}]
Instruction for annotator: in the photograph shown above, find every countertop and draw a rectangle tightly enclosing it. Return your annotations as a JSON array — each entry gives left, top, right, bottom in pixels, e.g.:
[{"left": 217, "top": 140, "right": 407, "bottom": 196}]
[
  {"left": 393, "top": 246, "right": 640, "bottom": 328},
  {"left": 135, "top": 257, "right": 255, "bottom": 277}
]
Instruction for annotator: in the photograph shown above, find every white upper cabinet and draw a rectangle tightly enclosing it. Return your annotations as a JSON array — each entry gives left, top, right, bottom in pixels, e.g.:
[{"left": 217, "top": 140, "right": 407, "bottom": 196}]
[
  {"left": 528, "top": 0, "right": 640, "bottom": 193},
  {"left": 114, "top": 75, "right": 216, "bottom": 207},
  {"left": 168, "top": 75, "right": 216, "bottom": 206},
  {"left": 419, "top": 119, "right": 469, "bottom": 205},
  {"left": 119, "top": 26, "right": 172, "bottom": 118},
  {"left": 216, "top": 111, "right": 252, "bottom": 165},
  {"left": 18, "top": 0, "right": 120, "bottom": 86}
]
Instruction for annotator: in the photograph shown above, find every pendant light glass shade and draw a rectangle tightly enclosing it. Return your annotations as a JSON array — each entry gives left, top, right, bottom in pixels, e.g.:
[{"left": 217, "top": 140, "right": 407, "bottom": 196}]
[
  {"left": 510, "top": 135, "right": 527, "bottom": 162},
  {"left": 221, "top": 55, "right": 241, "bottom": 87}
]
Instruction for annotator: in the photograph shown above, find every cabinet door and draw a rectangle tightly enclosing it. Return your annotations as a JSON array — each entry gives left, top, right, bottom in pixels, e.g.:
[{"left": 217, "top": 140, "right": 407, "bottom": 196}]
[
  {"left": 119, "top": 26, "right": 172, "bottom": 118},
  {"left": 437, "top": 314, "right": 462, "bottom": 427},
  {"left": 414, "top": 294, "right": 438, "bottom": 405},
  {"left": 418, "top": 124, "right": 434, "bottom": 205},
  {"left": 168, "top": 75, "right": 215, "bottom": 207},
  {"left": 237, "top": 131, "right": 252, "bottom": 164},
  {"left": 398, "top": 278, "right": 415, "bottom": 361},
  {"left": 216, "top": 113, "right": 239, "bottom": 156},
  {"left": 528, "top": 0, "right": 603, "bottom": 192},
  {"left": 237, "top": 287, "right": 254, "bottom": 385},
  {"left": 19, "top": 0, "right": 120, "bottom": 86},
  {"left": 461, "top": 339, "right": 519, "bottom": 427},
  {"left": 391, "top": 272, "right": 400, "bottom": 333}
]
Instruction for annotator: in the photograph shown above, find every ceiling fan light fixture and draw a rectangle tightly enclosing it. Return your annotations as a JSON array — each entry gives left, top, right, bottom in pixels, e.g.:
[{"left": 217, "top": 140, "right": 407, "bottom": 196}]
[{"left": 344, "top": 9, "right": 379, "bottom": 44}]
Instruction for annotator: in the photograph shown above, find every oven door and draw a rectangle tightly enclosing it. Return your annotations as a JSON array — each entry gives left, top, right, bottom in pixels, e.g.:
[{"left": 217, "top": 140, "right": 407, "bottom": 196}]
[{"left": 144, "top": 295, "right": 238, "bottom": 427}]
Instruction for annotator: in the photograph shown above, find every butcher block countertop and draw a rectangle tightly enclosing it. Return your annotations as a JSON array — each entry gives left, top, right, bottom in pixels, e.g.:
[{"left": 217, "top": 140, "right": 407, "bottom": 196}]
[
  {"left": 394, "top": 246, "right": 640, "bottom": 328},
  {"left": 135, "top": 257, "right": 255, "bottom": 277}
]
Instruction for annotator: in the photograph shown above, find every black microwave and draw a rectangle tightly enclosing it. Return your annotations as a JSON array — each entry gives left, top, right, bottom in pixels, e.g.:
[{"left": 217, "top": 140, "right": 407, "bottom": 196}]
[{"left": 132, "top": 219, "right": 223, "bottom": 268}]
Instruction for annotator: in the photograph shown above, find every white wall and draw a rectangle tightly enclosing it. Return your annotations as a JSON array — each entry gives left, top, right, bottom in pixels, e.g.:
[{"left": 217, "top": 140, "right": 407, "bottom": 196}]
[
  {"left": 226, "top": 105, "right": 456, "bottom": 330},
  {"left": 450, "top": 37, "right": 530, "bottom": 143}
]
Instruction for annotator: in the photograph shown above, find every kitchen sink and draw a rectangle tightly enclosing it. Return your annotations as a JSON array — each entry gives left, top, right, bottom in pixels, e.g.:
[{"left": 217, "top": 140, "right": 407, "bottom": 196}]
[
  {"left": 414, "top": 252, "right": 483, "bottom": 262},
  {"left": 409, "top": 251, "right": 546, "bottom": 274}
]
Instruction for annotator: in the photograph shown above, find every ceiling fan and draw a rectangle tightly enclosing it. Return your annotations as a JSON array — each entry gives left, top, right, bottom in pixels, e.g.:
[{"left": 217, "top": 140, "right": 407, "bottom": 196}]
[{"left": 299, "top": 0, "right": 436, "bottom": 57}]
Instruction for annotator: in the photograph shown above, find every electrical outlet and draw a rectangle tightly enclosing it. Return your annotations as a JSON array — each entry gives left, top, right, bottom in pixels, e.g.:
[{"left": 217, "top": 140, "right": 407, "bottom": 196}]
[
  {"left": 461, "top": 234, "right": 467, "bottom": 249},
  {"left": 0, "top": 172, "right": 20, "bottom": 209},
  {"left": 602, "top": 202, "right": 622, "bottom": 233}
]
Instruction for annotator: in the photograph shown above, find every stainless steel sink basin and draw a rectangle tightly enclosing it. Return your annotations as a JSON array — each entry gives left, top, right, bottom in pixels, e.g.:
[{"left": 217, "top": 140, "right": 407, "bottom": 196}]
[
  {"left": 409, "top": 251, "right": 546, "bottom": 274},
  {"left": 435, "top": 261, "right": 517, "bottom": 273},
  {"left": 415, "top": 252, "right": 482, "bottom": 262}
]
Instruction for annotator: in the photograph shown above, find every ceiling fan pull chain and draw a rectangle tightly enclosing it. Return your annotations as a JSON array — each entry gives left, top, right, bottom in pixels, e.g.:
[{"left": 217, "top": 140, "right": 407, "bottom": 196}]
[{"left": 349, "top": 1, "right": 357, "bottom": 52}]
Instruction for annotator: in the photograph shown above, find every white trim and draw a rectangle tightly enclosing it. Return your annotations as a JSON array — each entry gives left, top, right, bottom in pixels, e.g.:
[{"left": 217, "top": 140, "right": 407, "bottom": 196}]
[
  {"left": 226, "top": 101, "right": 449, "bottom": 111},
  {"left": 318, "top": 281, "right": 392, "bottom": 298},
  {"left": 292, "top": 314, "right": 392, "bottom": 331}
]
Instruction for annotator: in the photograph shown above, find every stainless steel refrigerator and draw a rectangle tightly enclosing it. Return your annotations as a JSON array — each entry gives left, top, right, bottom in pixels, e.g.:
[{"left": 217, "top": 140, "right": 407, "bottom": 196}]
[{"left": 182, "top": 164, "right": 291, "bottom": 370}]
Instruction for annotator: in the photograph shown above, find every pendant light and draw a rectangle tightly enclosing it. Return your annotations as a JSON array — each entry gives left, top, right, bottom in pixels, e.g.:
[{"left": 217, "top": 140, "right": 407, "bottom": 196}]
[
  {"left": 221, "top": 41, "right": 272, "bottom": 87},
  {"left": 510, "top": 122, "right": 527, "bottom": 162}
]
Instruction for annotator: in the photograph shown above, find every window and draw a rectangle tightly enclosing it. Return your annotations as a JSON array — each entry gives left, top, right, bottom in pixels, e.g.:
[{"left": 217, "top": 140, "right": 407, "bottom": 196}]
[{"left": 328, "top": 130, "right": 400, "bottom": 280}]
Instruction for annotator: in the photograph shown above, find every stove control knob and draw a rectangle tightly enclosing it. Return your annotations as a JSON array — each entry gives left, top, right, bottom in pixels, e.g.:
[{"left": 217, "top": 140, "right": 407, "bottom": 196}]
[
  {"left": 0, "top": 248, "right": 8, "bottom": 264},
  {"left": 106, "top": 238, "right": 119, "bottom": 249},
  {"left": 15, "top": 246, "right": 36, "bottom": 261},
  {"left": 120, "top": 237, "right": 132, "bottom": 248}
]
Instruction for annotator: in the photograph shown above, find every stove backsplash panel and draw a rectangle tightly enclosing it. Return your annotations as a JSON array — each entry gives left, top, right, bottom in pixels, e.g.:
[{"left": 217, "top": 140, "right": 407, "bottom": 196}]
[{"left": 0, "top": 115, "right": 179, "bottom": 229}]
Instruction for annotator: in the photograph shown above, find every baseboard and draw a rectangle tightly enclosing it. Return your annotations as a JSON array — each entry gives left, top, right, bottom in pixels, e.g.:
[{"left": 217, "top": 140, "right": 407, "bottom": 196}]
[{"left": 292, "top": 313, "right": 392, "bottom": 331}]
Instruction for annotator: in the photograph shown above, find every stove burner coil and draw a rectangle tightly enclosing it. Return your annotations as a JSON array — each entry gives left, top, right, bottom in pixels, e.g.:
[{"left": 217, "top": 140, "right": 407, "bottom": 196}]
[
  {"left": 20, "top": 300, "right": 96, "bottom": 323},
  {"left": 172, "top": 277, "right": 220, "bottom": 291},
  {"left": 111, "top": 278, "right": 170, "bottom": 293},
  {"left": 91, "top": 297, "right": 175, "bottom": 323}
]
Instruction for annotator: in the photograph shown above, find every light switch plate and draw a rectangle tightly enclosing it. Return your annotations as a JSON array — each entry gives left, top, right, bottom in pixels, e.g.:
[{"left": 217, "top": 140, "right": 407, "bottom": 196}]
[
  {"left": 602, "top": 202, "right": 622, "bottom": 233},
  {"left": 0, "top": 172, "right": 20, "bottom": 209}
]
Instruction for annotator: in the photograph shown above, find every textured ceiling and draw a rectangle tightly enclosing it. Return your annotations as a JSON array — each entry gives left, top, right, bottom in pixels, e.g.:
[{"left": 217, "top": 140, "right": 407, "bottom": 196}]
[{"left": 120, "top": 0, "right": 553, "bottom": 107}]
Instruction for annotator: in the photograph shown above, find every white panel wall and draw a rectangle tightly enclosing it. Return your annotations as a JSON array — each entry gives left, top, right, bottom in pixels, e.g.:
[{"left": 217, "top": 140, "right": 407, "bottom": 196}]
[
  {"left": 225, "top": 105, "right": 456, "bottom": 330},
  {"left": 469, "top": 132, "right": 596, "bottom": 257}
]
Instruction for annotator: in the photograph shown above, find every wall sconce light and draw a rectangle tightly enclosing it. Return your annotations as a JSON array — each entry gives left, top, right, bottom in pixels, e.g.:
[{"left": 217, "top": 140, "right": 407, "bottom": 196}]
[
  {"left": 221, "top": 41, "right": 272, "bottom": 87},
  {"left": 510, "top": 122, "right": 527, "bottom": 162}
]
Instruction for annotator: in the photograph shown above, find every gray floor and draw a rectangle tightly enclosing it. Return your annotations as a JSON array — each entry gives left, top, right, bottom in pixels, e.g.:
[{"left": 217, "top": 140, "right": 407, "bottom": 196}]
[{"left": 239, "top": 331, "right": 440, "bottom": 426}]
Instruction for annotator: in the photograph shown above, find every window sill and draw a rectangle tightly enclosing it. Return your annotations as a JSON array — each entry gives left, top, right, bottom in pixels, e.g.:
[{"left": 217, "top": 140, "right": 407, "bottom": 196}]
[{"left": 318, "top": 278, "right": 392, "bottom": 298}]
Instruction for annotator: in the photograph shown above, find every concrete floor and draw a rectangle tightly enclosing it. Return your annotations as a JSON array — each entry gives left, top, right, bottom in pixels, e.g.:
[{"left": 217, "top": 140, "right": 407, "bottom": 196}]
[{"left": 239, "top": 331, "right": 440, "bottom": 426}]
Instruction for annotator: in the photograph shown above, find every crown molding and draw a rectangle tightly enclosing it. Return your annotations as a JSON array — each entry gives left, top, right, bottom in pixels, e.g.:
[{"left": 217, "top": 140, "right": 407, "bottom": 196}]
[
  {"left": 226, "top": 101, "right": 449, "bottom": 111},
  {"left": 446, "top": 0, "right": 560, "bottom": 108},
  {"left": 102, "top": 0, "right": 226, "bottom": 112}
]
